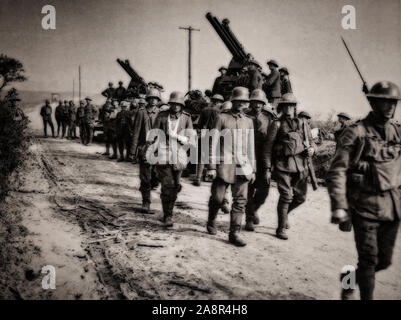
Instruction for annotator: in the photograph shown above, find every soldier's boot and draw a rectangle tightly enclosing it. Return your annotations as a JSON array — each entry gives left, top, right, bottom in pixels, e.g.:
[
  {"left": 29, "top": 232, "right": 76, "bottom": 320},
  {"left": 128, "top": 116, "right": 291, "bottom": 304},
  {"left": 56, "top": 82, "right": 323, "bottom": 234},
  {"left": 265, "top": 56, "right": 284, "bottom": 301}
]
[
  {"left": 228, "top": 226, "right": 246, "bottom": 247},
  {"left": 253, "top": 212, "right": 260, "bottom": 225},
  {"left": 340, "top": 272, "right": 356, "bottom": 300},
  {"left": 109, "top": 154, "right": 117, "bottom": 160},
  {"left": 161, "top": 199, "right": 174, "bottom": 228},
  {"left": 244, "top": 220, "right": 255, "bottom": 232},
  {"left": 245, "top": 203, "right": 255, "bottom": 230},
  {"left": 141, "top": 201, "right": 152, "bottom": 214},
  {"left": 102, "top": 143, "right": 110, "bottom": 156},
  {"left": 206, "top": 204, "right": 219, "bottom": 235},
  {"left": 117, "top": 157, "right": 125, "bottom": 162},
  {"left": 357, "top": 269, "right": 375, "bottom": 300},
  {"left": 276, "top": 201, "right": 289, "bottom": 240},
  {"left": 221, "top": 198, "right": 230, "bottom": 214},
  {"left": 192, "top": 179, "right": 201, "bottom": 187}
]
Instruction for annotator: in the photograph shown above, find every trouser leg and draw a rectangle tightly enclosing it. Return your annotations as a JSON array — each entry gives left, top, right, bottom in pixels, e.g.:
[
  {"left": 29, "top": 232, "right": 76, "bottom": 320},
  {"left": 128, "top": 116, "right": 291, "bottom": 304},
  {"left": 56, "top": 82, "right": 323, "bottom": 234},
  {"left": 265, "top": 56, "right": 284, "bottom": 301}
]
[
  {"left": 49, "top": 120, "right": 55, "bottom": 137},
  {"left": 208, "top": 177, "right": 229, "bottom": 225},
  {"left": 288, "top": 171, "right": 308, "bottom": 213},
  {"left": 87, "top": 124, "right": 93, "bottom": 144},
  {"left": 229, "top": 177, "right": 248, "bottom": 233},
  {"left": 139, "top": 161, "right": 152, "bottom": 204},
  {"left": 157, "top": 165, "right": 179, "bottom": 220},
  {"left": 43, "top": 119, "right": 47, "bottom": 136},
  {"left": 275, "top": 170, "right": 293, "bottom": 232}
]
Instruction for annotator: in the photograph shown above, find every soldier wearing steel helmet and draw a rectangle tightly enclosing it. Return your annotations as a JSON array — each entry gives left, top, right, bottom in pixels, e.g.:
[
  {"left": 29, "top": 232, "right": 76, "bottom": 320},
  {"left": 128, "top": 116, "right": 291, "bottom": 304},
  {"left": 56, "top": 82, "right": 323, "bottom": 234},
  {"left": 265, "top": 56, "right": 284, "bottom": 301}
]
[
  {"left": 114, "top": 81, "right": 127, "bottom": 103},
  {"left": 334, "top": 112, "right": 352, "bottom": 143},
  {"left": 206, "top": 87, "right": 256, "bottom": 247},
  {"left": 279, "top": 67, "right": 293, "bottom": 95},
  {"left": 212, "top": 66, "right": 227, "bottom": 95},
  {"left": 327, "top": 81, "right": 401, "bottom": 300},
  {"left": 83, "top": 97, "right": 97, "bottom": 145},
  {"left": 40, "top": 99, "right": 55, "bottom": 138},
  {"left": 246, "top": 60, "right": 264, "bottom": 92},
  {"left": 102, "top": 82, "right": 116, "bottom": 99},
  {"left": 263, "top": 59, "right": 282, "bottom": 109},
  {"left": 264, "top": 93, "right": 315, "bottom": 240},
  {"left": 131, "top": 88, "right": 162, "bottom": 214},
  {"left": 244, "top": 89, "right": 277, "bottom": 231},
  {"left": 151, "top": 91, "right": 195, "bottom": 228}
]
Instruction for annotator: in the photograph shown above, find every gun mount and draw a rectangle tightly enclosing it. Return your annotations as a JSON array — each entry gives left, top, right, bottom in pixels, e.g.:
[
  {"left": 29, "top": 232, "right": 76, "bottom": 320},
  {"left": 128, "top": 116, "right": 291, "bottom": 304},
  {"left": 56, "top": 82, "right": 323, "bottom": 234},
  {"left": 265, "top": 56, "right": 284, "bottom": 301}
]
[{"left": 206, "top": 12, "right": 255, "bottom": 99}]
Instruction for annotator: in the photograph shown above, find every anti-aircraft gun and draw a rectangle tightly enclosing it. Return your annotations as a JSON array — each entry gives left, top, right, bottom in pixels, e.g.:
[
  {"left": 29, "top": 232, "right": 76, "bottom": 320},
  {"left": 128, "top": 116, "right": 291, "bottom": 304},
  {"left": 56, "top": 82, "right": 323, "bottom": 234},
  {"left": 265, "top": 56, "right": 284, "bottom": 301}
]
[
  {"left": 206, "top": 12, "right": 256, "bottom": 100},
  {"left": 116, "top": 59, "right": 164, "bottom": 99}
]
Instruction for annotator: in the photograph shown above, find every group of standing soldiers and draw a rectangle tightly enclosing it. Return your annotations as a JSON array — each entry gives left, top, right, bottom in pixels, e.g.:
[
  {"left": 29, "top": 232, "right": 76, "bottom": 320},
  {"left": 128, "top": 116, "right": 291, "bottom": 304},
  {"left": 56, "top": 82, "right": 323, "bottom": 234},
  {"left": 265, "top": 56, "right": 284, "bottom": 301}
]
[{"left": 40, "top": 97, "right": 97, "bottom": 145}]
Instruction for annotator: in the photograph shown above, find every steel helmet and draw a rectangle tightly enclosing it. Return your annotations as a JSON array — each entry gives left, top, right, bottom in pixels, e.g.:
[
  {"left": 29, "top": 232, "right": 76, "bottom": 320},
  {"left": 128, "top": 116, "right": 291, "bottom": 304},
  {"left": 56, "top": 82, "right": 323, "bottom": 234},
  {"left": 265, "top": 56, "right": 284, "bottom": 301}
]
[
  {"left": 108, "top": 82, "right": 113, "bottom": 86},
  {"left": 337, "top": 112, "right": 351, "bottom": 120},
  {"left": 278, "top": 93, "right": 298, "bottom": 105},
  {"left": 222, "top": 101, "right": 232, "bottom": 111},
  {"left": 250, "top": 89, "right": 267, "bottom": 105},
  {"left": 279, "top": 67, "right": 289, "bottom": 75},
  {"left": 168, "top": 91, "right": 185, "bottom": 106},
  {"left": 366, "top": 81, "right": 401, "bottom": 100},
  {"left": 146, "top": 88, "right": 161, "bottom": 101},
  {"left": 211, "top": 94, "right": 224, "bottom": 102},
  {"left": 267, "top": 59, "right": 279, "bottom": 68},
  {"left": 298, "top": 111, "right": 312, "bottom": 119},
  {"left": 138, "top": 98, "right": 147, "bottom": 105},
  {"left": 230, "top": 87, "right": 250, "bottom": 102}
]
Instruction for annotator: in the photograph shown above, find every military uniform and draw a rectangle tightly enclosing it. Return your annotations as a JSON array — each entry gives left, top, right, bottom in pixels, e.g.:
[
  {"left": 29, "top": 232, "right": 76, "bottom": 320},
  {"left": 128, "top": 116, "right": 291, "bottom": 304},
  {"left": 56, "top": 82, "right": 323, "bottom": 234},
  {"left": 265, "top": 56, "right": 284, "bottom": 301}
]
[
  {"left": 245, "top": 108, "right": 276, "bottom": 224},
  {"left": 263, "top": 60, "right": 281, "bottom": 107},
  {"left": 55, "top": 103, "right": 63, "bottom": 137},
  {"left": 40, "top": 103, "right": 55, "bottom": 137},
  {"left": 280, "top": 76, "right": 293, "bottom": 95},
  {"left": 327, "top": 112, "right": 401, "bottom": 299},
  {"left": 76, "top": 104, "right": 86, "bottom": 144},
  {"left": 68, "top": 103, "right": 77, "bottom": 139},
  {"left": 116, "top": 107, "right": 133, "bottom": 161},
  {"left": 264, "top": 113, "right": 314, "bottom": 238},
  {"left": 153, "top": 108, "right": 194, "bottom": 224},
  {"left": 207, "top": 109, "right": 256, "bottom": 242},
  {"left": 102, "top": 87, "right": 115, "bottom": 99},
  {"left": 131, "top": 106, "right": 160, "bottom": 206},
  {"left": 114, "top": 85, "right": 127, "bottom": 102},
  {"left": 83, "top": 103, "right": 97, "bottom": 145}
]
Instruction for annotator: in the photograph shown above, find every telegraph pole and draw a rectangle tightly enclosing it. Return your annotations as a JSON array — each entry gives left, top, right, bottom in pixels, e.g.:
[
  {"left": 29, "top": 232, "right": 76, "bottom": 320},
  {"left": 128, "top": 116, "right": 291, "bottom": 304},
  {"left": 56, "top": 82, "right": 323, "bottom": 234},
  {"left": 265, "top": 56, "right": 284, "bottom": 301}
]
[
  {"left": 179, "top": 26, "right": 200, "bottom": 91},
  {"left": 73, "top": 78, "right": 75, "bottom": 102},
  {"left": 78, "top": 65, "right": 81, "bottom": 101}
]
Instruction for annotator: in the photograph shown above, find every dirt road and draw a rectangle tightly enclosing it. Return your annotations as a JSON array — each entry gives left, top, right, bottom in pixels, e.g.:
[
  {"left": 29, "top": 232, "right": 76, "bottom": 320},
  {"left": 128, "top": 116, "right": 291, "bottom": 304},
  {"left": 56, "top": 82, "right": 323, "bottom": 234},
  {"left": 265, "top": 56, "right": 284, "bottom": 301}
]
[{"left": 1, "top": 109, "right": 400, "bottom": 300}]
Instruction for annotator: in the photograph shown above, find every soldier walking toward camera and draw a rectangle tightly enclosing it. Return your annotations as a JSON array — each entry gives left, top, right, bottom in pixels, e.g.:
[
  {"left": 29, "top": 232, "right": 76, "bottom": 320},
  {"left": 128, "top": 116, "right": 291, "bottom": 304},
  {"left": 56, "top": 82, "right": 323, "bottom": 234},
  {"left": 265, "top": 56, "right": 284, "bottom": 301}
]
[
  {"left": 244, "top": 89, "right": 276, "bottom": 231},
  {"left": 61, "top": 100, "right": 70, "bottom": 138},
  {"left": 206, "top": 87, "right": 256, "bottom": 247},
  {"left": 263, "top": 59, "right": 281, "bottom": 109},
  {"left": 55, "top": 101, "right": 63, "bottom": 137},
  {"left": 76, "top": 100, "right": 86, "bottom": 144},
  {"left": 327, "top": 81, "right": 401, "bottom": 300},
  {"left": 152, "top": 91, "right": 194, "bottom": 227},
  {"left": 116, "top": 101, "right": 133, "bottom": 162},
  {"left": 279, "top": 67, "right": 293, "bottom": 95},
  {"left": 83, "top": 97, "right": 97, "bottom": 145},
  {"left": 40, "top": 99, "right": 55, "bottom": 138},
  {"left": 264, "top": 93, "right": 315, "bottom": 240},
  {"left": 131, "top": 88, "right": 161, "bottom": 214},
  {"left": 68, "top": 101, "right": 77, "bottom": 139},
  {"left": 334, "top": 112, "right": 352, "bottom": 142}
]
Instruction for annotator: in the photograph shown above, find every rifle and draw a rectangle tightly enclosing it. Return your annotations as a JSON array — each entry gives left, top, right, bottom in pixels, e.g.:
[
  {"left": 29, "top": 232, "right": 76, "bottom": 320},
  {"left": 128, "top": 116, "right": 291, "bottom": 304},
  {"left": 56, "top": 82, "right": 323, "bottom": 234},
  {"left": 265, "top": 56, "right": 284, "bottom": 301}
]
[
  {"left": 341, "top": 36, "right": 369, "bottom": 93},
  {"left": 303, "top": 121, "right": 318, "bottom": 191}
]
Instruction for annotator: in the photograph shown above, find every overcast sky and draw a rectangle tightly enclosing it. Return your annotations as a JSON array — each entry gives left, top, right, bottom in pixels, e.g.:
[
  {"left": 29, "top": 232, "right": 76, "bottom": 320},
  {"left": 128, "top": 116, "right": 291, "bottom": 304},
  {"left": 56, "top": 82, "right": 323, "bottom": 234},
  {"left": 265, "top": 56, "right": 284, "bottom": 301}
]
[{"left": 1, "top": 0, "right": 400, "bottom": 118}]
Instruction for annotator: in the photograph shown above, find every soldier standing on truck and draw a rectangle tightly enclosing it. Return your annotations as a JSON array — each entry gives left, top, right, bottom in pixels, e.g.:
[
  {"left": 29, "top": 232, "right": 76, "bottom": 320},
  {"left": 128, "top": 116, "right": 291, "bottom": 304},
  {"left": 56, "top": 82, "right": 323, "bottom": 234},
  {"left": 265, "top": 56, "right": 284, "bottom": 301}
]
[
  {"left": 40, "top": 99, "right": 55, "bottom": 138},
  {"left": 279, "top": 67, "right": 293, "bottom": 95},
  {"left": 212, "top": 66, "right": 227, "bottom": 95},
  {"left": 263, "top": 59, "right": 281, "bottom": 109},
  {"left": 264, "top": 93, "right": 315, "bottom": 240},
  {"left": 327, "top": 81, "right": 401, "bottom": 300},
  {"left": 114, "top": 81, "right": 127, "bottom": 103},
  {"left": 244, "top": 89, "right": 276, "bottom": 232},
  {"left": 102, "top": 82, "right": 116, "bottom": 99},
  {"left": 246, "top": 61, "right": 264, "bottom": 92}
]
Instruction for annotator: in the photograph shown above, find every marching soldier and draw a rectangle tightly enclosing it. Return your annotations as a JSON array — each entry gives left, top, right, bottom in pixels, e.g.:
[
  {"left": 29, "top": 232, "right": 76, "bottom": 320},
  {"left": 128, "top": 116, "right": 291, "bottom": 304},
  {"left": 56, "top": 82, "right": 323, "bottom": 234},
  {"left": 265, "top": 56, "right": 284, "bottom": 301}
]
[
  {"left": 55, "top": 101, "right": 63, "bottom": 137},
  {"left": 40, "top": 99, "right": 55, "bottom": 138},
  {"left": 327, "top": 81, "right": 401, "bottom": 300},
  {"left": 244, "top": 89, "right": 277, "bottom": 231},
  {"left": 194, "top": 94, "right": 224, "bottom": 186},
  {"left": 206, "top": 87, "right": 256, "bottom": 247},
  {"left": 264, "top": 93, "right": 315, "bottom": 240},
  {"left": 83, "top": 97, "right": 97, "bottom": 145},
  {"left": 102, "top": 82, "right": 116, "bottom": 99},
  {"left": 334, "top": 112, "right": 352, "bottom": 142},
  {"left": 263, "top": 59, "right": 281, "bottom": 109},
  {"left": 152, "top": 91, "right": 195, "bottom": 227},
  {"left": 114, "top": 81, "right": 127, "bottom": 103},
  {"left": 116, "top": 101, "right": 133, "bottom": 162},
  {"left": 68, "top": 101, "right": 77, "bottom": 139},
  {"left": 212, "top": 66, "right": 227, "bottom": 95},
  {"left": 61, "top": 100, "right": 70, "bottom": 138},
  {"left": 131, "top": 88, "right": 161, "bottom": 213},
  {"left": 76, "top": 100, "right": 86, "bottom": 144},
  {"left": 279, "top": 67, "right": 293, "bottom": 95}
]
